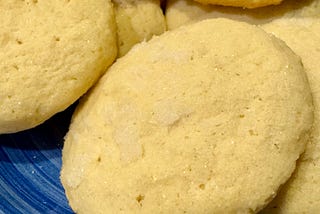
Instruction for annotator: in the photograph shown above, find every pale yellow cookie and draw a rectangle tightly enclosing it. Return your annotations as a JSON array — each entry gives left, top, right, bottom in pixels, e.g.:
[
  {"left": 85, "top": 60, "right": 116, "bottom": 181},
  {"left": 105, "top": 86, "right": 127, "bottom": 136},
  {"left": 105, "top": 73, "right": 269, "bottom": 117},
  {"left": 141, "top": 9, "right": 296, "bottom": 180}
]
[
  {"left": 260, "top": 18, "right": 320, "bottom": 213},
  {"left": 0, "top": 0, "right": 117, "bottom": 134},
  {"left": 166, "top": 0, "right": 320, "bottom": 29},
  {"left": 193, "top": 0, "right": 282, "bottom": 8},
  {"left": 61, "top": 19, "right": 313, "bottom": 214},
  {"left": 113, "top": 0, "right": 166, "bottom": 57}
]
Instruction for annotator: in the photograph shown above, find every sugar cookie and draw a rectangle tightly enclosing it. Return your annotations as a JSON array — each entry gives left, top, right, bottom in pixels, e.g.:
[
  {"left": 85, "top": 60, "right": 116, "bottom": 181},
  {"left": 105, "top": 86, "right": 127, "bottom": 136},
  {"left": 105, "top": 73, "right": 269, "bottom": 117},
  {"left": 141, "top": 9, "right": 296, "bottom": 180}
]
[
  {"left": 260, "top": 18, "right": 320, "bottom": 213},
  {"left": 0, "top": 0, "right": 117, "bottom": 133},
  {"left": 166, "top": 0, "right": 320, "bottom": 29},
  {"left": 113, "top": 0, "right": 166, "bottom": 57},
  {"left": 61, "top": 19, "right": 313, "bottom": 213}
]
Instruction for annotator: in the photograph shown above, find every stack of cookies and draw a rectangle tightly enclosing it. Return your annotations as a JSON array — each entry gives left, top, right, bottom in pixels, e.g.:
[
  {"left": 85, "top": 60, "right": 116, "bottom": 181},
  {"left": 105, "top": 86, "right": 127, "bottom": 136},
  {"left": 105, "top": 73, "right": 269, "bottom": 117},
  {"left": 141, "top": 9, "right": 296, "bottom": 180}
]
[{"left": 1, "top": 0, "right": 319, "bottom": 213}]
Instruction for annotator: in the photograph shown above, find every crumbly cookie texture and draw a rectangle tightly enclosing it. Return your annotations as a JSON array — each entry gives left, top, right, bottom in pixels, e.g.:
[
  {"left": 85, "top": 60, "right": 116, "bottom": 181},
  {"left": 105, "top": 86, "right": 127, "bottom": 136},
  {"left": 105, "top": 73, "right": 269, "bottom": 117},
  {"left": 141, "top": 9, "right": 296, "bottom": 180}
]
[
  {"left": 260, "top": 18, "right": 320, "bottom": 214},
  {"left": 113, "top": 0, "right": 166, "bottom": 57},
  {"left": 0, "top": 0, "right": 117, "bottom": 133},
  {"left": 61, "top": 19, "right": 313, "bottom": 214},
  {"left": 166, "top": 0, "right": 320, "bottom": 29}
]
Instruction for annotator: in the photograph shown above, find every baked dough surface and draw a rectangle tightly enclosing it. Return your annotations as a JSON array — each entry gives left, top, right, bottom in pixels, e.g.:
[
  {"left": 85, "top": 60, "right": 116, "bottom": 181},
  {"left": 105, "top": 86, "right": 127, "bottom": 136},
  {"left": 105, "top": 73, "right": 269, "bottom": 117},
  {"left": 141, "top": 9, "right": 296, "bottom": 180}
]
[
  {"left": 61, "top": 19, "right": 313, "bottom": 213},
  {"left": 261, "top": 18, "right": 320, "bottom": 214},
  {"left": 113, "top": 0, "right": 166, "bottom": 57},
  {"left": 0, "top": 0, "right": 117, "bottom": 133},
  {"left": 193, "top": 0, "right": 282, "bottom": 9},
  {"left": 166, "top": 0, "right": 320, "bottom": 29}
]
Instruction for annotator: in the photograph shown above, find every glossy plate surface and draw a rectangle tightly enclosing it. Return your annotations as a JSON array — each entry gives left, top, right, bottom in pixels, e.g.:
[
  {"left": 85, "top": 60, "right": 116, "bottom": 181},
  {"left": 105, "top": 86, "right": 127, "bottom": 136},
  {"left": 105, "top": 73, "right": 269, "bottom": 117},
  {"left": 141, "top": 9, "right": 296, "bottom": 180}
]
[{"left": 0, "top": 105, "right": 76, "bottom": 214}]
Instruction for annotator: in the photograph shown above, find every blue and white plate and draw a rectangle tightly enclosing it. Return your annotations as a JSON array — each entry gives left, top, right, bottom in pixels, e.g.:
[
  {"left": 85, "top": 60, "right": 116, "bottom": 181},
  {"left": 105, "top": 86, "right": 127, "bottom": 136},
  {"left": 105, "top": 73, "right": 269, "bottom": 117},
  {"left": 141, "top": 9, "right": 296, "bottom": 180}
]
[{"left": 0, "top": 105, "right": 76, "bottom": 214}]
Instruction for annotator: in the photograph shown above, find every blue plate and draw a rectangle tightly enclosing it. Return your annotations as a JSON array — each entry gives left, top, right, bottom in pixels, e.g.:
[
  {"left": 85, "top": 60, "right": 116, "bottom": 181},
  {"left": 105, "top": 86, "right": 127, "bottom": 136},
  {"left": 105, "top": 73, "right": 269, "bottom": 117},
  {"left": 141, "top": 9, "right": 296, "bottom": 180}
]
[{"left": 0, "top": 105, "right": 76, "bottom": 214}]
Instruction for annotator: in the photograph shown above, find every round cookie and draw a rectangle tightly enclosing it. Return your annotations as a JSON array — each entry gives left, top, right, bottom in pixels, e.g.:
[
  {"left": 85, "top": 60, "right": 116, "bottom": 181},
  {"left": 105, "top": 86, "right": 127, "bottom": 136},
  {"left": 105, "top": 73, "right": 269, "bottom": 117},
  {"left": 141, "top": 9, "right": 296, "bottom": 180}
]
[
  {"left": 113, "top": 0, "right": 166, "bottom": 57},
  {"left": 166, "top": 0, "right": 320, "bottom": 30},
  {"left": 260, "top": 18, "right": 320, "bottom": 213},
  {"left": 0, "top": 0, "right": 117, "bottom": 134},
  {"left": 193, "top": 0, "right": 282, "bottom": 8},
  {"left": 61, "top": 19, "right": 313, "bottom": 213}
]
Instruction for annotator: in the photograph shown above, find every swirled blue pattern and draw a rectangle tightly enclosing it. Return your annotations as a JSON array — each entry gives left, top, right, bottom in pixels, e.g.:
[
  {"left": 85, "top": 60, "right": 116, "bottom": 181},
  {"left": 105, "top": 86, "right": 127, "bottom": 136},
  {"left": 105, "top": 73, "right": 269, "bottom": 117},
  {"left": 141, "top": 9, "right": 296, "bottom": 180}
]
[{"left": 0, "top": 105, "right": 76, "bottom": 214}]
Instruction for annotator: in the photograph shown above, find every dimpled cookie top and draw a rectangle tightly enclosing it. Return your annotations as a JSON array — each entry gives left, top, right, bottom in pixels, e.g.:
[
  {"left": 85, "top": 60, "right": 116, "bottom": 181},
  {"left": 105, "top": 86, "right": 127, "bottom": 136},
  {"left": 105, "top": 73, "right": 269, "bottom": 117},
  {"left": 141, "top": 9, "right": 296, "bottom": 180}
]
[
  {"left": 260, "top": 18, "right": 320, "bottom": 214},
  {"left": 61, "top": 19, "right": 313, "bottom": 214},
  {"left": 0, "top": 0, "right": 117, "bottom": 133}
]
